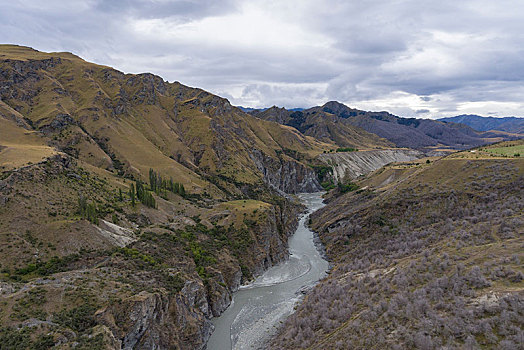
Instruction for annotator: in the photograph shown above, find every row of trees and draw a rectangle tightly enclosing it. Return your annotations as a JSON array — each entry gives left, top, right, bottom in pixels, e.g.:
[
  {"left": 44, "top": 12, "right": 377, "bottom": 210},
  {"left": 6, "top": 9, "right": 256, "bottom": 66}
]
[
  {"left": 149, "top": 168, "right": 186, "bottom": 197},
  {"left": 128, "top": 169, "right": 187, "bottom": 208},
  {"left": 79, "top": 169, "right": 186, "bottom": 223},
  {"left": 129, "top": 181, "right": 156, "bottom": 208},
  {"left": 78, "top": 196, "right": 98, "bottom": 224}
]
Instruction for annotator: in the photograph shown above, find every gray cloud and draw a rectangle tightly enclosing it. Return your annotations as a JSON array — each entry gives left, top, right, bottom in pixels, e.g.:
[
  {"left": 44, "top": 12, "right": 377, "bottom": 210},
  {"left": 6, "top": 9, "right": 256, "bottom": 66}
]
[{"left": 1, "top": 0, "right": 523, "bottom": 117}]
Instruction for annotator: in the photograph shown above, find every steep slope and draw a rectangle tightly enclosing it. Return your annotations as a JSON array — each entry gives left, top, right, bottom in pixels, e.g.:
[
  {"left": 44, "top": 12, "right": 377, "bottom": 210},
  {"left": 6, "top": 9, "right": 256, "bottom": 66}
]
[
  {"left": 0, "top": 44, "right": 327, "bottom": 195},
  {"left": 439, "top": 114, "right": 524, "bottom": 134},
  {"left": 272, "top": 145, "right": 524, "bottom": 349}
]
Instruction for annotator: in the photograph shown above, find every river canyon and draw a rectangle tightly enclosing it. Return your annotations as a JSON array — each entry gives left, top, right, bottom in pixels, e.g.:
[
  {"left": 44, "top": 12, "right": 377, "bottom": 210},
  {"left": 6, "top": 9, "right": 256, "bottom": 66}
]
[{"left": 207, "top": 192, "right": 329, "bottom": 350}]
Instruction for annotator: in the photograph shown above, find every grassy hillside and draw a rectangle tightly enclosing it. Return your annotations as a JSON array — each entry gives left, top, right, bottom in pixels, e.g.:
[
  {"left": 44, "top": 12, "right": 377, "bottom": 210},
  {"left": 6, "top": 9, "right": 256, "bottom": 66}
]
[
  {"left": 480, "top": 142, "right": 523, "bottom": 158},
  {"left": 0, "top": 44, "right": 330, "bottom": 196},
  {"left": 272, "top": 149, "right": 523, "bottom": 349},
  {"left": 0, "top": 102, "right": 58, "bottom": 171}
]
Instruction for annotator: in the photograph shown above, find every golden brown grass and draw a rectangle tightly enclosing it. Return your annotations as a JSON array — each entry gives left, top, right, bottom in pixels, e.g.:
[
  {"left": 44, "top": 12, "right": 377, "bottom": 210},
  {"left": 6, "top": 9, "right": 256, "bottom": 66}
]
[{"left": 0, "top": 115, "right": 57, "bottom": 171}]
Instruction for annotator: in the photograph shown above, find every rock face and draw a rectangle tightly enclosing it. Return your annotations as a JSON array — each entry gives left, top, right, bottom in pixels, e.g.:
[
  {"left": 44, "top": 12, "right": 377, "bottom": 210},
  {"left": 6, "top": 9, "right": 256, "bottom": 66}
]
[
  {"left": 250, "top": 200, "right": 301, "bottom": 275},
  {"left": 250, "top": 149, "right": 322, "bottom": 193},
  {"left": 96, "top": 283, "right": 212, "bottom": 350},
  {"left": 97, "top": 220, "right": 136, "bottom": 247},
  {"left": 318, "top": 149, "right": 422, "bottom": 182}
]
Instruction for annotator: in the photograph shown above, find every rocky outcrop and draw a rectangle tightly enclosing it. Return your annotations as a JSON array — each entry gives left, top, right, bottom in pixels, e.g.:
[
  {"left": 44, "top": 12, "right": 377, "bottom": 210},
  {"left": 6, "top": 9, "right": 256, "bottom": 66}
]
[
  {"left": 250, "top": 149, "right": 322, "bottom": 193},
  {"left": 206, "top": 270, "right": 234, "bottom": 316},
  {"left": 96, "top": 281, "right": 213, "bottom": 350},
  {"left": 207, "top": 196, "right": 302, "bottom": 315},
  {"left": 97, "top": 220, "right": 136, "bottom": 247},
  {"left": 248, "top": 200, "right": 301, "bottom": 276},
  {"left": 318, "top": 149, "right": 422, "bottom": 182}
]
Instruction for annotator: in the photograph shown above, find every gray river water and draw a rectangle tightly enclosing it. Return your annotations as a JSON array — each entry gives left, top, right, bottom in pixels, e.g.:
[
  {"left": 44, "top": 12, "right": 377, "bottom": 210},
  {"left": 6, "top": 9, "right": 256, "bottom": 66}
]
[{"left": 206, "top": 192, "right": 329, "bottom": 350}]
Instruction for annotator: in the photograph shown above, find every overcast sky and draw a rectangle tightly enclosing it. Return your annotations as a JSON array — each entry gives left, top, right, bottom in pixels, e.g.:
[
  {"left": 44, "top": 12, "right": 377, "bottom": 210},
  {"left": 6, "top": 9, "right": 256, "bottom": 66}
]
[{"left": 2, "top": 0, "right": 524, "bottom": 118}]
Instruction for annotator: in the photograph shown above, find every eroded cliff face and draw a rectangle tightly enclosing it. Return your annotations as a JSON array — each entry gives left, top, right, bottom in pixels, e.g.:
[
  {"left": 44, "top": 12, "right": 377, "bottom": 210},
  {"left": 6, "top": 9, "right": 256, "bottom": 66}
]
[
  {"left": 91, "top": 197, "right": 302, "bottom": 350},
  {"left": 96, "top": 284, "right": 213, "bottom": 350},
  {"left": 318, "top": 149, "right": 422, "bottom": 182},
  {"left": 250, "top": 149, "right": 322, "bottom": 193},
  {"left": 248, "top": 199, "right": 301, "bottom": 275}
]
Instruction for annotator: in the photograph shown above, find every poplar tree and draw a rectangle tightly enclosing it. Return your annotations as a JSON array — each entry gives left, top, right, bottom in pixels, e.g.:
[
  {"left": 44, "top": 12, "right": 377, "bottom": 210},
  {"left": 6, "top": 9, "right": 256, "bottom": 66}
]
[{"left": 129, "top": 183, "right": 136, "bottom": 206}]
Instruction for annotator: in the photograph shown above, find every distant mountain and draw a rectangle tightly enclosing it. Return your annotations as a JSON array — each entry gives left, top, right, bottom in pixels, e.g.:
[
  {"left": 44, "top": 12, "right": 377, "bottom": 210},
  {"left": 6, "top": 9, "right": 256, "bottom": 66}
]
[
  {"left": 237, "top": 106, "right": 265, "bottom": 112},
  {"left": 438, "top": 114, "right": 524, "bottom": 134},
  {"left": 253, "top": 101, "right": 521, "bottom": 150},
  {"left": 237, "top": 106, "right": 304, "bottom": 113},
  {"left": 252, "top": 105, "right": 394, "bottom": 149}
]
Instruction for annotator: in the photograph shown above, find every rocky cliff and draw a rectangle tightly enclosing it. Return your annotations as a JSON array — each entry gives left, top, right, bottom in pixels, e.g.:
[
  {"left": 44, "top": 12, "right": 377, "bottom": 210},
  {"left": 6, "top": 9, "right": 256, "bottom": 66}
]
[
  {"left": 250, "top": 149, "right": 322, "bottom": 193},
  {"left": 318, "top": 149, "right": 422, "bottom": 182}
]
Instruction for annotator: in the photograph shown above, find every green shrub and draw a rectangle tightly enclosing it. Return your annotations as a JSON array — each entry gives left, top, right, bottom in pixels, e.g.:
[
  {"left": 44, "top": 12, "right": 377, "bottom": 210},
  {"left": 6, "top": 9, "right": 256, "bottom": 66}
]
[
  {"left": 338, "top": 181, "right": 359, "bottom": 193},
  {"left": 336, "top": 147, "right": 358, "bottom": 152},
  {"left": 53, "top": 304, "right": 97, "bottom": 333}
]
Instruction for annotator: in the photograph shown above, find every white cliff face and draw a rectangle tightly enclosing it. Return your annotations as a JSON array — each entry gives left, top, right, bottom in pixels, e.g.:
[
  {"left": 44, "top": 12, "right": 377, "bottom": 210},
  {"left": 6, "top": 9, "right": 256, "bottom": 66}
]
[{"left": 318, "top": 149, "right": 422, "bottom": 182}]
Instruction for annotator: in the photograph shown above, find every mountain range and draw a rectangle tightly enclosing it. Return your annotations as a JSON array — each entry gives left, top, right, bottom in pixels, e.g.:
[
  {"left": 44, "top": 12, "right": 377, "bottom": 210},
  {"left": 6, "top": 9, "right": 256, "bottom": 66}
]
[
  {"left": 438, "top": 114, "right": 524, "bottom": 134},
  {"left": 250, "top": 102, "right": 520, "bottom": 150},
  {"left": 0, "top": 44, "right": 329, "bottom": 348}
]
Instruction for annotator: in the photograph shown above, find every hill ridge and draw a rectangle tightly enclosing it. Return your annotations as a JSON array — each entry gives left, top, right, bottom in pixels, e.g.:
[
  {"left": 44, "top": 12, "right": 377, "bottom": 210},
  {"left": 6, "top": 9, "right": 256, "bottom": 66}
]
[{"left": 251, "top": 101, "right": 522, "bottom": 150}]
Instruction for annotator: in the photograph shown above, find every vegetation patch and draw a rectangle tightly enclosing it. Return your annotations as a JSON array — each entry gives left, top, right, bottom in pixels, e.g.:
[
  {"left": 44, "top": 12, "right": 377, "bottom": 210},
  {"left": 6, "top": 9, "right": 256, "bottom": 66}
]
[
  {"left": 10, "top": 254, "right": 80, "bottom": 280},
  {"left": 335, "top": 147, "right": 358, "bottom": 152}
]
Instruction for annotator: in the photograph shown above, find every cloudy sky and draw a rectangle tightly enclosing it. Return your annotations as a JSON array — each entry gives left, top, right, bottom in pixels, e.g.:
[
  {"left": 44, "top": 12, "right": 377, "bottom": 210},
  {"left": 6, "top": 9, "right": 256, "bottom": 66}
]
[{"left": 2, "top": 0, "right": 524, "bottom": 118}]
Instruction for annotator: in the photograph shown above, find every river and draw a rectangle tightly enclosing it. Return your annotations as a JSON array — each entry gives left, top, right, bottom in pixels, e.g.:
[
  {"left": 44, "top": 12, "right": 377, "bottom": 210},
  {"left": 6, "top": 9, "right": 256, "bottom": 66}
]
[{"left": 206, "top": 192, "right": 329, "bottom": 350}]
